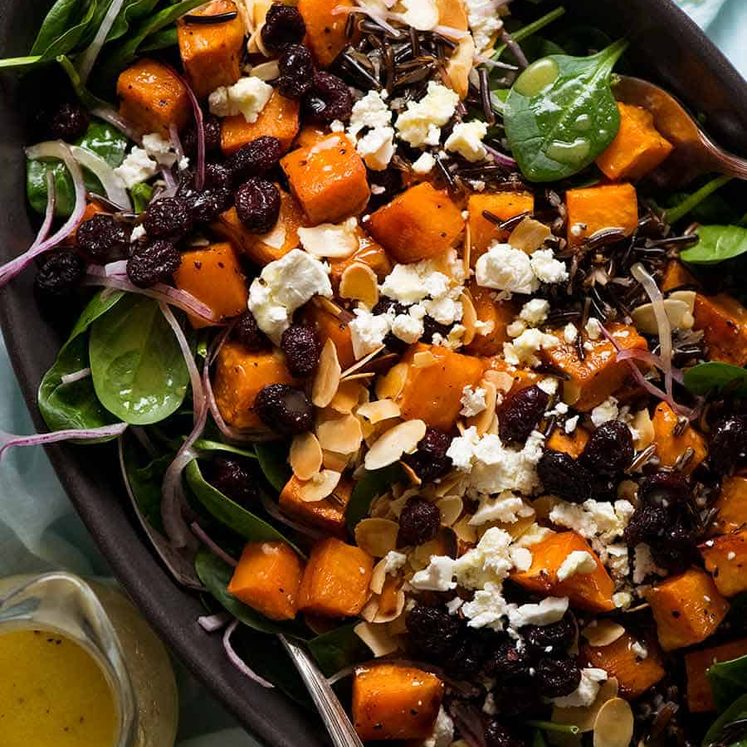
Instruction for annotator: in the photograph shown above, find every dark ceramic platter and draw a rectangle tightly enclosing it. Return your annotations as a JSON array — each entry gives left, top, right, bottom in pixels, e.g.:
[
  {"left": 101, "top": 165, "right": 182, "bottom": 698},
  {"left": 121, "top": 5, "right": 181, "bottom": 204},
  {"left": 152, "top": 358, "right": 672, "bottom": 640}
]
[{"left": 0, "top": 0, "right": 745, "bottom": 744}]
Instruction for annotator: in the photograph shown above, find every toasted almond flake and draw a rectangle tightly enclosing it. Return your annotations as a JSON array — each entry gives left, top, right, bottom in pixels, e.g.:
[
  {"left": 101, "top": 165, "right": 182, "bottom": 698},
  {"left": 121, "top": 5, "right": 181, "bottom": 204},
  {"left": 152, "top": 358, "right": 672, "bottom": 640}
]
[
  {"left": 342, "top": 345, "right": 386, "bottom": 379},
  {"left": 593, "top": 698, "right": 634, "bottom": 747},
  {"left": 463, "top": 219, "right": 472, "bottom": 275},
  {"left": 399, "top": 461, "right": 422, "bottom": 486},
  {"left": 317, "top": 414, "right": 363, "bottom": 454},
  {"left": 290, "top": 432, "right": 323, "bottom": 480},
  {"left": 632, "top": 408, "right": 655, "bottom": 451},
  {"left": 330, "top": 380, "right": 365, "bottom": 414},
  {"left": 312, "top": 339, "right": 342, "bottom": 408},
  {"left": 553, "top": 678, "right": 619, "bottom": 733},
  {"left": 343, "top": 372, "right": 376, "bottom": 382},
  {"left": 313, "top": 296, "right": 347, "bottom": 318},
  {"left": 361, "top": 595, "right": 380, "bottom": 623},
  {"left": 250, "top": 60, "right": 280, "bottom": 81},
  {"left": 469, "top": 380, "right": 497, "bottom": 436},
  {"left": 483, "top": 369, "right": 515, "bottom": 394},
  {"left": 413, "top": 350, "right": 438, "bottom": 368},
  {"left": 509, "top": 217, "right": 552, "bottom": 254},
  {"left": 461, "top": 290, "right": 477, "bottom": 346},
  {"left": 411, "top": 536, "right": 446, "bottom": 569},
  {"left": 582, "top": 620, "right": 626, "bottom": 647},
  {"left": 437, "top": 495, "right": 463, "bottom": 527},
  {"left": 372, "top": 589, "right": 405, "bottom": 623},
  {"left": 340, "top": 263, "right": 379, "bottom": 308},
  {"left": 322, "top": 449, "right": 350, "bottom": 472},
  {"left": 370, "top": 557, "right": 388, "bottom": 594},
  {"left": 358, "top": 399, "right": 401, "bottom": 423},
  {"left": 376, "top": 362, "right": 408, "bottom": 400},
  {"left": 434, "top": 472, "right": 465, "bottom": 497},
  {"left": 299, "top": 470, "right": 342, "bottom": 502},
  {"left": 500, "top": 512, "right": 537, "bottom": 540},
  {"left": 453, "top": 515, "right": 477, "bottom": 545},
  {"left": 354, "top": 621, "right": 399, "bottom": 657},
  {"left": 365, "top": 420, "right": 427, "bottom": 470},
  {"left": 355, "top": 518, "right": 400, "bottom": 557}
]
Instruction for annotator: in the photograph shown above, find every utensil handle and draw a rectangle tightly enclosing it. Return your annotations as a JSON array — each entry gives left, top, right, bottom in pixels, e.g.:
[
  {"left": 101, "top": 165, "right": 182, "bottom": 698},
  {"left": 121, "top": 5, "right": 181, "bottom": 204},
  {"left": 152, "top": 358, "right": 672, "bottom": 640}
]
[{"left": 279, "top": 635, "right": 364, "bottom": 747}]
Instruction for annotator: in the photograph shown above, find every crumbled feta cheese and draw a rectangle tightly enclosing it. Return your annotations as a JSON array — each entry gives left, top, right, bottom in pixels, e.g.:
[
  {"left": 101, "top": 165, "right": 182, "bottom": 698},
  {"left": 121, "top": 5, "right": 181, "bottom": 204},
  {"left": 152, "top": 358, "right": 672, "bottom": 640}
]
[
  {"left": 141, "top": 132, "right": 180, "bottom": 167},
  {"left": 475, "top": 243, "right": 538, "bottom": 295},
  {"left": 503, "top": 329, "right": 559, "bottom": 367},
  {"left": 356, "top": 126, "right": 396, "bottom": 171},
  {"left": 410, "top": 555, "right": 457, "bottom": 592},
  {"left": 564, "top": 415, "right": 580, "bottom": 434},
  {"left": 381, "top": 257, "right": 452, "bottom": 304},
  {"left": 446, "top": 597, "right": 464, "bottom": 615},
  {"left": 507, "top": 320, "right": 527, "bottom": 338},
  {"left": 482, "top": 692, "right": 498, "bottom": 715},
  {"left": 209, "top": 77, "right": 273, "bottom": 122},
  {"left": 552, "top": 668, "right": 607, "bottom": 708},
  {"left": 591, "top": 396, "right": 619, "bottom": 427},
  {"left": 548, "top": 499, "right": 633, "bottom": 546},
  {"left": 455, "top": 527, "right": 515, "bottom": 589},
  {"left": 538, "top": 377, "right": 560, "bottom": 396},
  {"left": 633, "top": 543, "right": 667, "bottom": 584},
  {"left": 557, "top": 550, "right": 597, "bottom": 582},
  {"left": 400, "top": 0, "right": 439, "bottom": 30},
  {"left": 383, "top": 550, "right": 407, "bottom": 575},
  {"left": 349, "top": 90, "right": 391, "bottom": 136},
  {"left": 613, "top": 591, "right": 632, "bottom": 609},
  {"left": 520, "top": 299, "right": 550, "bottom": 326},
  {"left": 445, "top": 120, "right": 488, "bottom": 162},
  {"left": 298, "top": 217, "right": 359, "bottom": 258},
  {"left": 423, "top": 706, "right": 454, "bottom": 747},
  {"left": 460, "top": 385, "right": 487, "bottom": 417},
  {"left": 114, "top": 146, "right": 158, "bottom": 188},
  {"left": 604, "top": 543, "right": 630, "bottom": 579},
  {"left": 462, "top": 582, "right": 509, "bottom": 630},
  {"left": 631, "top": 641, "right": 648, "bottom": 659},
  {"left": 510, "top": 546, "right": 533, "bottom": 572},
  {"left": 412, "top": 152, "right": 436, "bottom": 174},
  {"left": 564, "top": 323, "right": 579, "bottom": 344},
  {"left": 469, "top": 492, "right": 533, "bottom": 526},
  {"left": 514, "top": 523, "right": 553, "bottom": 547},
  {"left": 586, "top": 317, "right": 602, "bottom": 340},
  {"left": 391, "top": 313, "right": 424, "bottom": 344},
  {"left": 508, "top": 596, "right": 569, "bottom": 628},
  {"left": 465, "top": 0, "right": 504, "bottom": 54},
  {"left": 248, "top": 249, "right": 332, "bottom": 343},
  {"left": 349, "top": 307, "right": 390, "bottom": 359},
  {"left": 130, "top": 225, "right": 146, "bottom": 243},
  {"left": 530, "top": 248, "right": 569, "bottom": 284},
  {"left": 395, "top": 81, "right": 459, "bottom": 147}
]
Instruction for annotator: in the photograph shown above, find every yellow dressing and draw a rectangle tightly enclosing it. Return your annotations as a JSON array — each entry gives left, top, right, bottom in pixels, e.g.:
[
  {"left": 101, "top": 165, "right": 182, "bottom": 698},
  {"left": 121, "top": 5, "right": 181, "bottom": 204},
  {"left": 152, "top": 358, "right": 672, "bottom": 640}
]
[{"left": 0, "top": 628, "right": 118, "bottom": 747}]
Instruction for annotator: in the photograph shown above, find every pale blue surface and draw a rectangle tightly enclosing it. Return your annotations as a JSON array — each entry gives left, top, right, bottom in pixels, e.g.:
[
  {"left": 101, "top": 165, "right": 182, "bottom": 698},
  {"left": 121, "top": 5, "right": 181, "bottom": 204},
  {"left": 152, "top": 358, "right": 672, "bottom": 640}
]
[{"left": 0, "top": 2, "right": 743, "bottom": 746}]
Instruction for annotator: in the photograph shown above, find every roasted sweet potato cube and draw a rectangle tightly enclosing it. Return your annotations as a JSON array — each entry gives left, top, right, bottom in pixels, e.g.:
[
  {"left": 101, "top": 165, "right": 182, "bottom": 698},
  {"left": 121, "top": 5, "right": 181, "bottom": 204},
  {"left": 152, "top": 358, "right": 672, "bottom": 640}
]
[
  {"left": 298, "top": 0, "right": 354, "bottom": 67},
  {"left": 117, "top": 59, "right": 191, "bottom": 137},
  {"left": 221, "top": 91, "right": 300, "bottom": 156},
  {"left": 651, "top": 402, "right": 707, "bottom": 474},
  {"left": 540, "top": 323, "right": 648, "bottom": 411},
  {"left": 581, "top": 632, "right": 665, "bottom": 700},
  {"left": 468, "top": 191, "right": 535, "bottom": 259},
  {"left": 352, "top": 663, "right": 443, "bottom": 741},
  {"left": 547, "top": 427, "right": 590, "bottom": 459},
  {"left": 685, "top": 638, "right": 747, "bottom": 712},
  {"left": 464, "top": 282, "right": 518, "bottom": 356},
  {"left": 565, "top": 183, "right": 639, "bottom": 247},
  {"left": 298, "top": 537, "right": 374, "bottom": 617},
  {"left": 228, "top": 541, "right": 304, "bottom": 620},
  {"left": 662, "top": 260, "right": 698, "bottom": 292},
  {"left": 213, "top": 343, "right": 296, "bottom": 429},
  {"left": 329, "top": 233, "right": 392, "bottom": 288},
  {"left": 596, "top": 103, "right": 673, "bottom": 181},
  {"left": 510, "top": 532, "right": 616, "bottom": 613},
  {"left": 173, "top": 243, "right": 247, "bottom": 328},
  {"left": 693, "top": 293, "right": 747, "bottom": 366},
  {"left": 700, "top": 530, "right": 747, "bottom": 597},
  {"left": 710, "top": 475, "right": 747, "bottom": 535},
  {"left": 396, "top": 344, "right": 484, "bottom": 431},
  {"left": 368, "top": 183, "right": 464, "bottom": 264},
  {"left": 281, "top": 134, "right": 370, "bottom": 225},
  {"left": 177, "top": 0, "right": 245, "bottom": 99},
  {"left": 280, "top": 475, "right": 352, "bottom": 536},
  {"left": 646, "top": 569, "right": 729, "bottom": 651},
  {"left": 301, "top": 301, "right": 356, "bottom": 370},
  {"left": 215, "top": 188, "right": 305, "bottom": 266}
]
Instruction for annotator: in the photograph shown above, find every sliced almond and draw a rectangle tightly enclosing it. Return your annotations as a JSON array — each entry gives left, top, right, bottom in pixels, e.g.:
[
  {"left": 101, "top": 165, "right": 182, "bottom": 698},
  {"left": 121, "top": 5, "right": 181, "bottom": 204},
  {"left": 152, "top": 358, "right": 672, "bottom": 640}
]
[
  {"left": 317, "top": 414, "right": 363, "bottom": 454},
  {"left": 453, "top": 515, "right": 478, "bottom": 545},
  {"left": 343, "top": 372, "right": 376, "bottom": 382},
  {"left": 413, "top": 350, "right": 438, "bottom": 368},
  {"left": 376, "top": 362, "right": 408, "bottom": 400},
  {"left": 631, "top": 297, "right": 695, "bottom": 334},
  {"left": 374, "top": 589, "right": 405, "bottom": 623},
  {"left": 593, "top": 698, "right": 634, "bottom": 747},
  {"left": 582, "top": 620, "right": 626, "bottom": 647},
  {"left": 358, "top": 399, "right": 401, "bottom": 424},
  {"left": 355, "top": 518, "right": 400, "bottom": 557},
  {"left": 437, "top": 495, "right": 463, "bottom": 527},
  {"left": 312, "top": 339, "right": 342, "bottom": 408},
  {"left": 330, "top": 380, "right": 365, "bottom": 414},
  {"left": 444, "top": 35, "right": 474, "bottom": 99},
  {"left": 313, "top": 296, "right": 347, "bottom": 318},
  {"left": 461, "top": 290, "right": 478, "bottom": 346},
  {"left": 289, "top": 432, "right": 323, "bottom": 481},
  {"left": 399, "top": 460, "right": 422, "bottom": 486},
  {"left": 463, "top": 216, "right": 472, "bottom": 275},
  {"left": 298, "top": 470, "right": 342, "bottom": 502},
  {"left": 483, "top": 369, "right": 515, "bottom": 394},
  {"left": 365, "top": 419, "right": 427, "bottom": 470},
  {"left": 632, "top": 408, "right": 655, "bottom": 451},
  {"left": 509, "top": 217, "right": 552, "bottom": 254},
  {"left": 250, "top": 60, "right": 280, "bottom": 81},
  {"left": 340, "top": 263, "right": 380, "bottom": 308},
  {"left": 354, "top": 621, "right": 399, "bottom": 657},
  {"left": 341, "top": 345, "right": 386, "bottom": 379},
  {"left": 553, "top": 678, "right": 619, "bottom": 733},
  {"left": 370, "top": 557, "right": 388, "bottom": 594},
  {"left": 469, "top": 380, "right": 497, "bottom": 436},
  {"left": 322, "top": 449, "right": 350, "bottom": 472}
]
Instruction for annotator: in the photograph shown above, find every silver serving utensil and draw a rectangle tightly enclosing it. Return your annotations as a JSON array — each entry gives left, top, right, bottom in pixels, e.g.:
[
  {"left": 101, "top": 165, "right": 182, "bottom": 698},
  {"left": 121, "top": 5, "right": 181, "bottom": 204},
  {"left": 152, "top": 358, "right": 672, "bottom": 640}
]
[
  {"left": 614, "top": 75, "right": 747, "bottom": 187},
  {"left": 279, "top": 635, "right": 365, "bottom": 747}
]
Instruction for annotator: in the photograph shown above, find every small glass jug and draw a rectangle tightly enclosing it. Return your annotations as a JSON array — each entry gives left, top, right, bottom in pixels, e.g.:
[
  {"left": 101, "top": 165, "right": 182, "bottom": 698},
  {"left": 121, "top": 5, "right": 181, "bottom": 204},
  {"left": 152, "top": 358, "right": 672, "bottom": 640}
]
[{"left": 0, "top": 572, "right": 178, "bottom": 747}]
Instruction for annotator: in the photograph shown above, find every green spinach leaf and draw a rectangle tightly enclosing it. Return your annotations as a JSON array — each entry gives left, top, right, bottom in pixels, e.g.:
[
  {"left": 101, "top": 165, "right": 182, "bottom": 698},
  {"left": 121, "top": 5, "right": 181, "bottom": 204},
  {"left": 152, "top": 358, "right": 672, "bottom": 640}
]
[
  {"left": 307, "top": 624, "right": 371, "bottom": 678},
  {"left": 346, "top": 464, "right": 404, "bottom": 532},
  {"left": 682, "top": 225, "right": 747, "bottom": 266},
  {"left": 130, "top": 182, "right": 154, "bottom": 213},
  {"left": 38, "top": 290, "right": 125, "bottom": 432},
  {"left": 31, "top": 0, "right": 98, "bottom": 60},
  {"left": 89, "top": 295, "right": 190, "bottom": 425},
  {"left": 503, "top": 39, "right": 627, "bottom": 182},
  {"left": 709, "top": 654, "right": 747, "bottom": 711},
  {"left": 193, "top": 439, "right": 257, "bottom": 460},
  {"left": 106, "top": 0, "right": 159, "bottom": 43},
  {"left": 665, "top": 175, "right": 733, "bottom": 225},
  {"left": 138, "top": 27, "right": 178, "bottom": 53},
  {"left": 703, "top": 694, "right": 747, "bottom": 747},
  {"left": 120, "top": 433, "right": 171, "bottom": 532},
  {"left": 255, "top": 442, "right": 292, "bottom": 493},
  {"left": 684, "top": 362, "right": 747, "bottom": 398}
]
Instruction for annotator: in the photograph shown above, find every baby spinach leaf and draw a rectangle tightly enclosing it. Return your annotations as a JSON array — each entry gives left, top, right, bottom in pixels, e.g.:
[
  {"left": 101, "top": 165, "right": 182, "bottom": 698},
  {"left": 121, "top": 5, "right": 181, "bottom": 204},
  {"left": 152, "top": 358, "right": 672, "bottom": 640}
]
[
  {"left": 137, "top": 27, "right": 178, "bottom": 54},
  {"left": 709, "top": 654, "right": 747, "bottom": 711},
  {"left": 31, "top": 0, "right": 98, "bottom": 60},
  {"left": 346, "top": 464, "right": 404, "bottom": 532},
  {"left": 130, "top": 182, "right": 154, "bottom": 213},
  {"left": 120, "top": 433, "right": 171, "bottom": 532},
  {"left": 504, "top": 39, "right": 627, "bottom": 182},
  {"left": 38, "top": 290, "right": 125, "bottom": 432},
  {"left": 192, "top": 439, "right": 258, "bottom": 460},
  {"left": 255, "top": 442, "right": 292, "bottom": 493},
  {"left": 195, "top": 550, "right": 309, "bottom": 638},
  {"left": 682, "top": 225, "right": 747, "bottom": 266},
  {"left": 106, "top": 0, "right": 159, "bottom": 43},
  {"left": 665, "top": 175, "right": 733, "bottom": 225},
  {"left": 0, "top": 55, "right": 44, "bottom": 71},
  {"left": 307, "top": 624, "right": 372, "bottom": 678},
  {"left": 684, "top": 362, "right": 747, "bottom": 398},
  {"left": 703, "top": 694, "right": 747, "bottom": 747},
  {"left": 89, "top": 295, "right": 190, "bottom": 425}
]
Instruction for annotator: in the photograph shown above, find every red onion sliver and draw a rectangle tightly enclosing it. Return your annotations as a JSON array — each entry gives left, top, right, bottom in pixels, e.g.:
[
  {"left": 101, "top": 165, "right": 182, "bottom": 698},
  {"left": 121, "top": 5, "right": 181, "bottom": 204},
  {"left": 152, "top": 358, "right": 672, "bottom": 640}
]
[
  {"left": 70, "top": 144, "right": 132, "bottom": 210},
  {"left": 169, "top": 124, "right": 185, "bottom": 163},
  {"left": 0, "top": 422, "right": 127, "bottom": 461},
  {"left": 332, "top": 5, "right": 401, "bottom": 36},
  {"left": 103, "top": 260, "right": 129, "bottom": 277},
  {"left": 259, "top": 492, "right": 324, "bottom": 541},
  {"left": 190, "top": 521, "right": 238, "bottom": 568},
  {"left": 616, "top": 347, "right": 685, "bottom": 385},
  {"left": 167, "top": 66, "right": 205, "bottom": 190},
  {"left": 223, "top": 620, "right": 275, "bottom": 689},
  {"left": 91, "top": 105, "right": 141, "bottom": 144},
  {"left": 198, "top": 613, "right": 230, "bottom": 633},
  {"left": 484, "top": 143, "right": 518, "bottom": 169}
]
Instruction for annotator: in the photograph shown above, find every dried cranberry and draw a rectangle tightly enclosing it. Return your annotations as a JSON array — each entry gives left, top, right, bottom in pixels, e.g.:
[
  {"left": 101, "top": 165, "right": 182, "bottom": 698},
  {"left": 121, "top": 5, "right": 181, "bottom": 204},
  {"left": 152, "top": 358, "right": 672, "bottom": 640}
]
[
  {"left": 402, "top": 427, "right": 452, "bottom": 483},
  {"left": 397, "top": 496, "right": 440, "bottom": 546},
  {"left": 498, "top": 385, "right": 549, "bottom": 444},
  {"left": 76, "top": 214, "right": 129, "bottom": 262},
  {"left": 367, "top": 168, "right": 403, "bottom": 211},
  {"left": 48, "top": 101, "right": 89, "bottom": 142},
  {"left": 126, "top": 240, "right": 181, "bottom": 287},
  {"left": 234, "top": 311, "right": 269, "bottom": 351},
  {"left": 537, "top": 450, "right": 593, "bottom": 503},
  {"left": 143, "top": 197, "right": 193, "bottom": 241},
  {"left": 261, "top": 4, "right": 306, "bottom": 53},
  {"left": 523, "top": 612, "right": 578, "bottom": 656},
  {"left": 650, "top": 521, "right": 697, "bottom": 572},
  {"left": 484, "top": 720, "right": 526, "bottom": 747},
  {"left": 405, "top": 604, "right": 461, "bottom": 658},
  {"left": 254, "top": 384, "right": 313, "bottom": 435},
  {"left": 226, "top": 136, "right": 284, "bottom": 183},
  {"left": 277, "top": 44, "right": 315, "bottom": 99},
  {"left": 422, "top": 315, "right": 451, "bottom": 345},
  {"left": 184, "top": 186, "right": 233, "bottom": 224},
  {"left": 580, "top": 420, "right": 634, "bottom": 475},
  {"left": 372, "top": 297, "right": 409, "bottom": 353},
  {"left": 281, "top": 325, "right": 322, "bottom": 377},
  {"left": 444, "top": 628, "right": 491, "bottom": 679},
  {"left": 710, "top": 415, "right": 747, "bottom": 475},
  {"left": 34, "top": 251, "right": 84, "bottom": 297},
  {"left": 182, "top": 115, "right": 222, "bottom": 157},
  {"left": 489, "top": 684, "right": 546, "bottom": 718},
  {"left": 486, "top": 640, "right": 534, "bottom": 684},
  {"left": 639, "top": 472, "right": 691, "bottom": 507},
  {"left": 536, "top": 656, "right": 581, "bottom": 698},
  {"left": 208, "top": 457, "right": 259, "bottom": 507},
  {"left": 235, "top": 178, "right": 281, "bottom": 233},
  {"left": 303, "top": 71, "right": 353, "bottom": 124}
]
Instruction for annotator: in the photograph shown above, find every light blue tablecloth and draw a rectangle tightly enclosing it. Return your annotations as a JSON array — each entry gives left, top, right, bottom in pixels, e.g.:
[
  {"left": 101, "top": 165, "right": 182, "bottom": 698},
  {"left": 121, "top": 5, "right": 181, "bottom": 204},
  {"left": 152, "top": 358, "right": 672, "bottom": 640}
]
[{"left": 0, "top": 2, "right": 742, "bottom": 744}]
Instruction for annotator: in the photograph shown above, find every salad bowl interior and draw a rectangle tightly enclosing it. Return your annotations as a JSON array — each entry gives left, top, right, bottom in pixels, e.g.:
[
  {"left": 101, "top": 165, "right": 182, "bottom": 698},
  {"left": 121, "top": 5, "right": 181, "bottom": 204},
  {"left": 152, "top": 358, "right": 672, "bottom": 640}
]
[{"left": 0, "top": 0, "right": 746, "bottom": 745}]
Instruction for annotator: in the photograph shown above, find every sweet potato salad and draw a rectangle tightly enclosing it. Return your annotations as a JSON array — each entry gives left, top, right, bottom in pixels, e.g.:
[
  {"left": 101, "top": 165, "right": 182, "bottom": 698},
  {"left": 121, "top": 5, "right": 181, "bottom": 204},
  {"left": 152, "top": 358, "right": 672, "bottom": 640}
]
[{"left": 2, "top": 0, "right": 747, "bottom": 744}]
